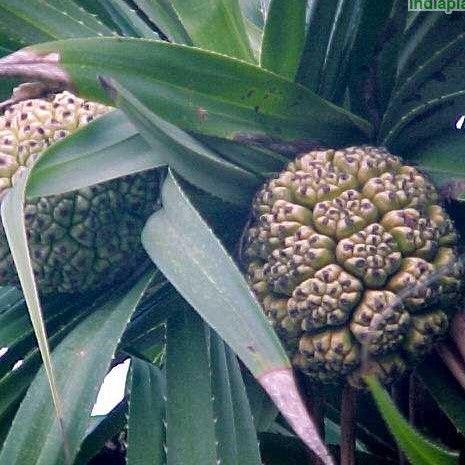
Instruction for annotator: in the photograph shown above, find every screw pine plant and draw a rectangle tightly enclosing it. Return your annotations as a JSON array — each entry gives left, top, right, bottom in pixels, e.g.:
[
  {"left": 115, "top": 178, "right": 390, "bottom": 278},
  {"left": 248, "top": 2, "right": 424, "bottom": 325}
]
[{"left": 0, "top": 2, "right": 463, "bottom": 465}]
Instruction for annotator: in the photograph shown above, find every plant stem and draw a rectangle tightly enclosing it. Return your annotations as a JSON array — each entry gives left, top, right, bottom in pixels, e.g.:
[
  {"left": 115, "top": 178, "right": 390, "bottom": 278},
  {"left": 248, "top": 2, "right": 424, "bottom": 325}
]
[{"left": 340, "top": 383, "right": 356, "bottom": 465}]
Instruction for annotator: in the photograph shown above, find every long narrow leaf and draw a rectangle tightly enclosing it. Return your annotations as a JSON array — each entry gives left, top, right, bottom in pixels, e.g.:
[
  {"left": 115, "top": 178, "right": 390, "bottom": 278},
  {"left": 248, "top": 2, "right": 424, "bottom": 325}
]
[
  {"left": 0, "top": 0, "right": 114, "bottom": 49},
  {"left": 1, "top": 172, "right": 65, "bottom": 459},
  {"left": 126, "top": 357, "right": 165, "bottom": 465},
  {"left": 210, "top": 331, "right": 262, "bottom": 465},
  {"left": 142, "top": 171, "right": 334, "bottom": 465},
  {"left": 143, "top": 170, "right": 287, "bottom": 374},
  {"left": 169, "top": 0, "right": 255, "bottom": 62},
  {"left": 398, "top": 13, "right": 465, "bottom": 83},
  {"left": 101, "top": 77, "right": 259, "bottom": 206},
  {"left": 239, "top": 0, "right": 264, "bottom": 27},
  {"left": 374, "top": 0, "right": 406, "bottom": 117},
  {"left": 166, "top": 307, "right": 218, "bottom": 465},
  {"left": 317, "top": 0, "right": 365, "bottom": 103},
  {"left": 74, "top": 0, "right": 121, "bottom": 31},
  {"left": 417, "top": 356, "right": 465, "bottom": 436},
  {"left": 366, "top": 375, "right": 459, "bottom": 465},
  {"left": 26, "top": 110, "right": 160, "bottom": 200},
  {"left": 131, "top": 0, "right": 191, "bottom": 44},
  {"left": 260, "top": 0, "right": 306, "bottom": 80},
  {"left": 0, "top": 38, "right": 371, "bottom": 146},
  {"left": 347, "top": 0, "right": 394, "bottom": 118},
  {"left": 224, "top": 341, "right": 262, "bottom": 463},
  {"left": 0, "top": 302, "right": 94, "bottom": 421},
  {"left": 0, "top": 272, "right": 153, "bottom": 465},
  {"left": 296, "top": 0, "right": 339, "bottom": 92},
  {"left": 381, "top": 30, "right": 465, "bottom": 139},
  {"left": 96, "top": 0, "right": 160, "bottom": 38},
  {"left": 383, "top": 90, "right": 465, "bottom": 148}
]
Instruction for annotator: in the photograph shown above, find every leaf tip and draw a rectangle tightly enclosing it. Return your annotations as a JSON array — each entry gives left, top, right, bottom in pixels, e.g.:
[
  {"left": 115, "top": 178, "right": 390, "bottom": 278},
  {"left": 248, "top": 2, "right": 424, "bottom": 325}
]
[{"left": 259, "top": 368, "right": 334, "bottom": 465}]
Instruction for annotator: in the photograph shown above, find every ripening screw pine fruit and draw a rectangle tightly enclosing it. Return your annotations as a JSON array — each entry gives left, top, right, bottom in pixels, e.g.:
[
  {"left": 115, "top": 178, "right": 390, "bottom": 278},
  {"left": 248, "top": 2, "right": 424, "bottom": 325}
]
[
  {"left": 0, "top": 90, "right": 159, "bottom": 294},
  {"left": 241, "top": 146, "right": 464, "bottom": 387}
]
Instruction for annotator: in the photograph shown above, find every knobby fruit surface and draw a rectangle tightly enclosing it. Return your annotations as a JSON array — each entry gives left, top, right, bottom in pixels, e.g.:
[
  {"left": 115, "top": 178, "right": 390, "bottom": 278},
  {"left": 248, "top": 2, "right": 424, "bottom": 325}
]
[
  {"left": 0, "top": 91, "right": 159, "bottom": 294},
  {"left": 242, "top": 146, "right": 463, "bottom": 386}
]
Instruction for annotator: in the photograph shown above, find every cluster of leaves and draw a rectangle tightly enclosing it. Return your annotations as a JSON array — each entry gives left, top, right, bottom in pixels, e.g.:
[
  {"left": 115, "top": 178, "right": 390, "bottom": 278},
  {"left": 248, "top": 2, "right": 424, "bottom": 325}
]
[{"left": 0, "top": 1, "right": 465, "bottom": 464}]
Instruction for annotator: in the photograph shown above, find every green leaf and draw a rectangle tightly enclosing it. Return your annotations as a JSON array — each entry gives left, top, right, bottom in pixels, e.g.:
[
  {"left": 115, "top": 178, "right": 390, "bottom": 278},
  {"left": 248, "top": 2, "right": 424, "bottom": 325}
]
[
  {"left": 260, "top": 0, "right": 306, "bottom": 80},
  {"left": 224, "top": 340, "right": 262, "bottom": 463},
  {"left": 210, "top": 331, "right": 261, "bottom": 465},
  {"left": 398, "top": 13, "right": 465, "bottom": 83},
  {"left": 1, "top": 171, "right": 64, "bottom": 451},
  {"left": 347, "top": 0, "right": 394, "bottom": 117},
  {"left": 417, "top": 355, "right": 465, "bottom": 436},
  {"left": 96, "top": 0, "right": 160, "bottom": 38},
  {"left": 0, "top": 39, "right": 374, "bottom": 146},
  {"left": 125, "top": 325, "right": 165, "bottom": 362},
  {"left": 101, "top": 77, "right": 259, "bottom": 206},
  {"left": 198, "top": 135, "right": 287, "bottom": 176},
  {"left": 131, "top": 0, "right": 191, "bottom": 44},
  {"left": 166, "top": 307, "right": 218, "bottom": 465},
  {"left": 374, "top": 0, "right": 406, "bottom": 117},
  {"left": 19, "top": 37, "right": 371, "bottom": 146},
  {"left": 126, "top": 357, "right": 165, "bottom": 465},
  {"left": 26, "top": 110, "right": 160, "bottom": 200},
  {"left": 381, "top": 28, "right": 465, "bottom": 141},
  {"left": 366, "top": 375, "right": 459, "bottom": 465},
  {"left": 382, "top": 90, "right": 465, "bottom": 149},
  {"left": 386, "top": 92, "right": 465, "bottom": 153},
  {"left": 0, "top": 300, "right": 29, "bottom": 346},
  {"left": 74, "top": 0, "right": 121, "bottom": 31},
  {"left": 21, "top": 97, "right": 278, "bottom": 196},
  {"left": 0, "top": 300, "right": 94, "bottom": 421},
  {"left": 143, "top": 170, "right": 287, "bottom": 375},
  {"left": 0, "top": 286, "right": 22, "bottom": 313},
  {"left": 0, "top": 296, "right": 93, "bottom": 377},
  {"left": 142, "top": 171, "right": 334, "bottom": 465},
  {"left": 316, "top": 0, "right": 366, "bottom": 103},
  {"left": 120, "top": 281, "right": 178, "bottom": 352},
  {"left": 296, "top": 0, "right": 339, "bottom": 92},
  {"left": 0, "top": 272, "right": 153, "bottom": 465},
  {"left": 169, "top": 0, "right": 254, "bottom": 62},
  {"left": 0, "top": 0, "right": 114, "bottom": 49}
]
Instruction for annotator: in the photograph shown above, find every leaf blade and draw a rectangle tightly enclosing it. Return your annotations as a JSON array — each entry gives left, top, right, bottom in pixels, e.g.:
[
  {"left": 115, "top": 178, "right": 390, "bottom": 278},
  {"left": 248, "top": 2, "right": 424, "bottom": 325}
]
[
  {"left": 126, "top": 357, "right": 165, "bottom": 465},
  {"left": 169, "top": 0, "right": 255, "bottom": 62},
  {"left": 1, "top": 38, "right": 371, "bottom": 146},
  {"left": 96, "top": 0, "right": 160, "bottom": 38},
  {"left": 166, "top": 308, "right": 217, "bottom": 465},
  {"left": 131, "top": 0, "right": 191, "bottom": 44},
  {"left": 0, "top": 272, "right": 153, "bottom": 465},
  {"left": 141, "top": 171, "right": 334, "bottom": 465},
  {"left": 260, "top": 0, "right": 306, "bottom": 80},
  {"left": 26, "top": 110, "right": 161, "bottom": 199},
  {"left": 366, "top": 375, "right": 459, "bottom": 465},
  {"left": 101, "top": 77, "right": 259, "bottom": 206},
  {"left": 0, "top": 0, "right": 114, "bottom": 49}
]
